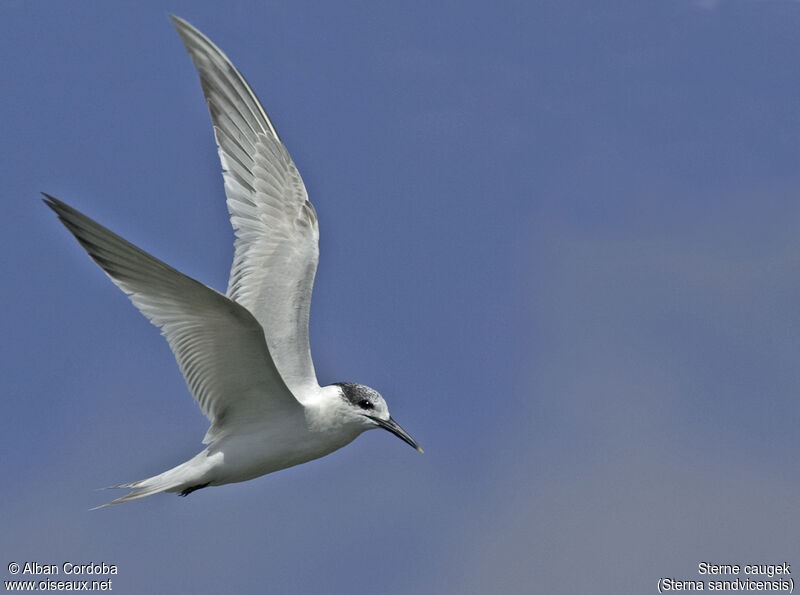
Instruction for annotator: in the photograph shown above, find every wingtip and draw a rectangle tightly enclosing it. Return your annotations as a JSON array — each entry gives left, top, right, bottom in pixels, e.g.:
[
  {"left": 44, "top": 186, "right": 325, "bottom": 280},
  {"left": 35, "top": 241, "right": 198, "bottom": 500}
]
[
  {"left": 40, "top": 193, "right": 76, "bottom": 220},
  {"left": 41, "top": 192, "right": 61, "bottom": 211},
  {"left": 168, "top": 14, "right": 198, "bottom": 40},
  {"left": 168, "top": 14, "right": 186, "bottom": 29}
]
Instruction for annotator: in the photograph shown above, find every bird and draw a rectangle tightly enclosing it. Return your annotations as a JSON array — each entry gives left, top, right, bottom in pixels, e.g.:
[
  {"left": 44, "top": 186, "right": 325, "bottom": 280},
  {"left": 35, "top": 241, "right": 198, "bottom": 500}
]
[{"left": 43, "top": 15, "right": 421, "bottom": 508}]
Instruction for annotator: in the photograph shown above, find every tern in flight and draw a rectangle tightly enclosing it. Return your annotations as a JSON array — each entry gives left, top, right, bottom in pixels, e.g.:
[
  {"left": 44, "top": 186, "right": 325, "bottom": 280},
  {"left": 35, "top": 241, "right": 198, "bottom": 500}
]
[{"left": 44, "top": 15, "right": 421, "bottom": 507}]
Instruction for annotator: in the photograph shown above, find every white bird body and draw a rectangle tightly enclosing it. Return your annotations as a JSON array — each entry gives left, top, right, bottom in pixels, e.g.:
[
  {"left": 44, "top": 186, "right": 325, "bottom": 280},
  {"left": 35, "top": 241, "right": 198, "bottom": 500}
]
[
  {"left": 44, "top": 16, "right": 420, "bottom": 508},
  {"left": 131, "top": 387, "right": 362, "bottom": 498}
]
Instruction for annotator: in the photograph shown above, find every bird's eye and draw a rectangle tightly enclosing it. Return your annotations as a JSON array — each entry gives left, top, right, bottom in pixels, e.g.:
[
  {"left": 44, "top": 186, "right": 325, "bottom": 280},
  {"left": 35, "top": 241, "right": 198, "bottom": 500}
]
[{"left": 358, "top": 399, "right": 374, "bottom": 410}]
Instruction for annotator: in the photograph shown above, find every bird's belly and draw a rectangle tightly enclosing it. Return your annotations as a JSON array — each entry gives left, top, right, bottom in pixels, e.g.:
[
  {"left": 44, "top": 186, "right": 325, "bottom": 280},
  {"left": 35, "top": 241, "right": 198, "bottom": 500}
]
[{"left": 208, "top": 424, "right": 360, "bottom": 486}]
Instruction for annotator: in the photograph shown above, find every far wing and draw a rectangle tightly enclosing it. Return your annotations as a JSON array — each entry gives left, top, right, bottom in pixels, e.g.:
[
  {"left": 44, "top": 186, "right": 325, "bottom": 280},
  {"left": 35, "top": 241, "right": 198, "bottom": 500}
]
[
  {"left": 44, "top": 194, "right": 302, "bottom": 444},
  {"left": 171, "top": 16, "right": 320, "bottom": 397}
]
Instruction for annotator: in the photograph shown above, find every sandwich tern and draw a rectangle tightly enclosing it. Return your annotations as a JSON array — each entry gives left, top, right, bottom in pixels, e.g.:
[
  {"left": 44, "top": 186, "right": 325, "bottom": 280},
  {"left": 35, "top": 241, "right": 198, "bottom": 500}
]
[{"left": 44, "top": 15, "right": 421, "bottom": 507}]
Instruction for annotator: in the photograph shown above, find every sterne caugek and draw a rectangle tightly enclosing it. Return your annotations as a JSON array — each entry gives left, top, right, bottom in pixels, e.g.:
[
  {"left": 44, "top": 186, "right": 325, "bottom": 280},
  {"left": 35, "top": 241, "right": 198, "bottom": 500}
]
[{"left": 44, "top": 15, "right": 421, "bottom": 508}]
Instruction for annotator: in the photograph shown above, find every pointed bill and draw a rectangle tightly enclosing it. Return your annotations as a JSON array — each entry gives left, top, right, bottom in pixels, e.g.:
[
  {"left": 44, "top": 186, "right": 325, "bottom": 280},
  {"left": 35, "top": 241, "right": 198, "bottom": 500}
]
[{"left": 366, "top": 415, "right": 423, "bottom": 453}]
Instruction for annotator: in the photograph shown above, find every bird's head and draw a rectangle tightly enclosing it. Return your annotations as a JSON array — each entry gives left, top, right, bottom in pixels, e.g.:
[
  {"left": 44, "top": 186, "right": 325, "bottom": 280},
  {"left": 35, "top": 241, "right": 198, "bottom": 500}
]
[{"left": 333, "top": 382, "right": 422, "bottom": 453}]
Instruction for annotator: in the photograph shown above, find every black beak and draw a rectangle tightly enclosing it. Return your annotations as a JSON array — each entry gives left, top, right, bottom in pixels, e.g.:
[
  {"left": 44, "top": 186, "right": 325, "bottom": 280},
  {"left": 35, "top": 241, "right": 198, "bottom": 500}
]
[{"left": 365, "top": 415, "right": 423, "bottom": 453}]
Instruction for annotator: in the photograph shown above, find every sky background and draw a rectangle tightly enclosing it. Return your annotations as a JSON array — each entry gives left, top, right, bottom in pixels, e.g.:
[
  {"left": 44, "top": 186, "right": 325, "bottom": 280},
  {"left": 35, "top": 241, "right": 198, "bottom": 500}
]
[{"left": 2, "top": 0, "right": 800, "bottom": 592}]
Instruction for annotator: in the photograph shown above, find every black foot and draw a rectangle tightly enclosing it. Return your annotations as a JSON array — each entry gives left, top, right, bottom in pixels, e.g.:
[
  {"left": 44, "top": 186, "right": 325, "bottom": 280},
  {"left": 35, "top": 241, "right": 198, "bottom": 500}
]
[{"left": 179, "top": 482, "right": 211, "bottom": 497}]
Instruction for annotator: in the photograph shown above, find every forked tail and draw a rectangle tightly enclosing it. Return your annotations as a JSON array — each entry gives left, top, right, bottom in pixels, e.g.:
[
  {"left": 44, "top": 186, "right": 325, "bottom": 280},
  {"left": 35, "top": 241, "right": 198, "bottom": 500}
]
[{"left": 92, "top": 452, "right": 212, "bottom": 509}]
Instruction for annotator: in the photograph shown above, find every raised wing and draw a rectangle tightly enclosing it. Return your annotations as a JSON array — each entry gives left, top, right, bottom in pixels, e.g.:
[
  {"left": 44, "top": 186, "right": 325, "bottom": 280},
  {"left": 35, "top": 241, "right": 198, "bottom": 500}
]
[
  {"left": 43, "top": 194, "right": 302, "bottom": 444},
  {"left": 170, "top": 16, "right": 320, "bottom": 397}
]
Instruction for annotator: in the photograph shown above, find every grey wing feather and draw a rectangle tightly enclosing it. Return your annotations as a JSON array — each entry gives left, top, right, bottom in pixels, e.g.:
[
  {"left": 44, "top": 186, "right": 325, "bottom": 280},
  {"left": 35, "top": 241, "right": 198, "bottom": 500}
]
[
  {"left": 170, "top": 16, "right": 320, "bottom": 398},
  {"left": 43, "top": 194, "right": 301, "bottom": 444}
]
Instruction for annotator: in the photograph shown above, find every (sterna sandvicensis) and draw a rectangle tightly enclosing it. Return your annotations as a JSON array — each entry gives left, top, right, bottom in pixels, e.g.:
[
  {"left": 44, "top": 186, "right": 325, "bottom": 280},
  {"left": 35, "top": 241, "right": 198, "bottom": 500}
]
[{"left": 44, "top": 15, "right": 421, "bottom": 508}]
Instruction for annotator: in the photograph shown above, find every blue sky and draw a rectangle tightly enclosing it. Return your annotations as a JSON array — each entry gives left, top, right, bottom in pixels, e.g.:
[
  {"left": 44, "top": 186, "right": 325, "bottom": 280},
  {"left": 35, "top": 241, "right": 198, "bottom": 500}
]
[{"left": 2, "top": 0, "right": 800, "bottom": 592}]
